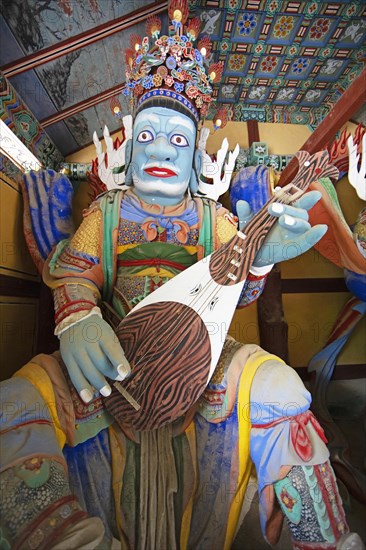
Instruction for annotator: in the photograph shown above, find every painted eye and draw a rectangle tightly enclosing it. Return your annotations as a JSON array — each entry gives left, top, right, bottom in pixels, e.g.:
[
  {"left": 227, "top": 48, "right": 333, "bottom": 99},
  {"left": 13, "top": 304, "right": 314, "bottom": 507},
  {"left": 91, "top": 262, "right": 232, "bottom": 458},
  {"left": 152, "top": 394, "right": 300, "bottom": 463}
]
[
  {"left": 137, "top": 130, "right": 154, "bottom": 143},
  {"left": 170, "top": 134, "right": 189, "bottom": 147}
]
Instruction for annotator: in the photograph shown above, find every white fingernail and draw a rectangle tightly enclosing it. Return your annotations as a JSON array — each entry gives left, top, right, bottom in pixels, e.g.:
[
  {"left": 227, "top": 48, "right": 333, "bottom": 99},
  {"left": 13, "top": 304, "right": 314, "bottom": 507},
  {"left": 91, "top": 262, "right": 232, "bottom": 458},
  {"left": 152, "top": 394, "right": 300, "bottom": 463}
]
[
  {"left": 80, "top": 389, "right": 93, "bottom": 403},
  {"left": 117, "top": 363, "right": 129, "bottom": 379},
  {"left": 100, "top": 385, "right": 112, "bottom": 397},
  {"left": 284, "top": 215, "right": 295, "bottom": 226},
  {"left": 272, "top": 203, "right": 284, "bottom": 214}
]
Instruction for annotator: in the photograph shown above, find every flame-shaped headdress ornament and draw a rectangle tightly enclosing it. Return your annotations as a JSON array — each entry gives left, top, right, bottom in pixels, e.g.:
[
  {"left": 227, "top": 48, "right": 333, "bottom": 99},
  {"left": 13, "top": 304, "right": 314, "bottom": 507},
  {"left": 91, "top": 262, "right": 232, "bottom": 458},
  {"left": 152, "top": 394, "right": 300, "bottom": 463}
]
[{"left": 123, "top": 0, "right": 222, "bottom": 125}]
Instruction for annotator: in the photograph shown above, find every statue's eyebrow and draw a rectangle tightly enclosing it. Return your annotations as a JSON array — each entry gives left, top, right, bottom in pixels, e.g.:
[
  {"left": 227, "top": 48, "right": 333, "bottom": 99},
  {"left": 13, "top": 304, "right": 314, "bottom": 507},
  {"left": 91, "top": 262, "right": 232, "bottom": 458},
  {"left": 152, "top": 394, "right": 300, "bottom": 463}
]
[
  {"left": 134, "top": 114, "right": 160, "bottom": 133},
  {"left": 167, "top": 116, "right": 195, "bottom": 134},
  {"left": 138, "top": 113, "right": 160, "bottom": 124}
]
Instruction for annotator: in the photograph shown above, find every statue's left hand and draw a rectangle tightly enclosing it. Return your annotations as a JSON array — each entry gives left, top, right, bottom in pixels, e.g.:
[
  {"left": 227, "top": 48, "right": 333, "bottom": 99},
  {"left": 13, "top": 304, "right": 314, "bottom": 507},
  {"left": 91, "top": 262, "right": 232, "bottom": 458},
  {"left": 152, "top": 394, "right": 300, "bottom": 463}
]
[
  {"left": 237, "top": 190, "right": 327, "bottom": 267},
  {"left": 59, "top": 314, "right": 130, "bottom": 403}
]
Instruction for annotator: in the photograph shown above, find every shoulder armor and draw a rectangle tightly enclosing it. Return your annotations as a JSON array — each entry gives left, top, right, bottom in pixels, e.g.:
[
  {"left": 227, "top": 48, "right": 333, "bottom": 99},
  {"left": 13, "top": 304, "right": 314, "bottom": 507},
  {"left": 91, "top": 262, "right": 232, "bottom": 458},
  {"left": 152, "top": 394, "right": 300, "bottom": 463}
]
[{"left": 70, "top": 208, "right": 102, "bottom": 257}]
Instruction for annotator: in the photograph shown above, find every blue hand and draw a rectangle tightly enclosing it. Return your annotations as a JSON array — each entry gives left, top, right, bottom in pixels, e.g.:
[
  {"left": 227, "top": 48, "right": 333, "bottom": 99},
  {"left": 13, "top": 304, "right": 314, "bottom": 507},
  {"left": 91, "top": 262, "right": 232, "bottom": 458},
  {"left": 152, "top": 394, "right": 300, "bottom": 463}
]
[
  {"left": 237, "top": 191, "right": 327, "bottom": 267},
  {"left": 59, "top": 314, "right": 130, "bottom": 402},
  {"left": 22, "top": 169, "right": 74, "bottom": 261}
]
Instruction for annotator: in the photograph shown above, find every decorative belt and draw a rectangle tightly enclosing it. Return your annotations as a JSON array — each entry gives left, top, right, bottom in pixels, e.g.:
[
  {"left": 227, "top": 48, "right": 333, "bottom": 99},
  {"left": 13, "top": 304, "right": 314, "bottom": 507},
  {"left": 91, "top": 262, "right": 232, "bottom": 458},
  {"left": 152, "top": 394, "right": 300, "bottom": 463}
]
[{"left": 117, "top": 257, "right": 188, "bottom": 272}]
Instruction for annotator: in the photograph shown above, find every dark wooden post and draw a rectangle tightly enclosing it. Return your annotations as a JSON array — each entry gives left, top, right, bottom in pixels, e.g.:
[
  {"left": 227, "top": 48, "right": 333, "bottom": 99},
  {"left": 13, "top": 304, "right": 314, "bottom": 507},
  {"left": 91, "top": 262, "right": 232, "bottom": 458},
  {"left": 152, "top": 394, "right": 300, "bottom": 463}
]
[
  {"left": 37, "top": 281, "right": 58, "bottom": 355},
  {"left": 246, "top": 120, "right": 289, "bottom": 362},
  {"left": 257, "top": 266, "right": 289, "bottom": 363},
  {"left": 247, "top": 120, "right": 260, "bottom": 144}
]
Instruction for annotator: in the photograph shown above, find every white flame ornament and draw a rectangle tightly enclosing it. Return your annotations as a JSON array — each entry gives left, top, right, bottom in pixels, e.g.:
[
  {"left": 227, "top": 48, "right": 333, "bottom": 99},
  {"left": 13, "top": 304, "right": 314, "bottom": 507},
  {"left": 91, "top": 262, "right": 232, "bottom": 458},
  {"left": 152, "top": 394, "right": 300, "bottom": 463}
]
[
  {"left": 93, "top": 115, "right": 133, "bottom": 190},
  {"left": 197, "top": 127, "right": 239, "bottom": 201}
]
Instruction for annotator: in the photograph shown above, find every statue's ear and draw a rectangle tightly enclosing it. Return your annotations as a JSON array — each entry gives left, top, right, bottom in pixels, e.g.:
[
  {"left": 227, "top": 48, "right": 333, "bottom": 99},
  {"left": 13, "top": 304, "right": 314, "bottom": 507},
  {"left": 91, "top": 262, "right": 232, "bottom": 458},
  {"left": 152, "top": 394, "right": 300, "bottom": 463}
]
[
  {"left": 190, "top": 149, "right": 202, "bottom": 194},
  {"left": 124, "top": 139, "right": 133, "bottom": 186}
]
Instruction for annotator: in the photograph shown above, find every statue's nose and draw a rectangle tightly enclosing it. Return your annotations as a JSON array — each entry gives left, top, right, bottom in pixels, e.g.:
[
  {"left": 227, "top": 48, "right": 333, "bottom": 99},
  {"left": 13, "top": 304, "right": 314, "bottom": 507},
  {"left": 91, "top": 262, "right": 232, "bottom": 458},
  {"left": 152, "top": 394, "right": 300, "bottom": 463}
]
[{"left": 146, "top": 136, "right": 177, "bottom": 162}]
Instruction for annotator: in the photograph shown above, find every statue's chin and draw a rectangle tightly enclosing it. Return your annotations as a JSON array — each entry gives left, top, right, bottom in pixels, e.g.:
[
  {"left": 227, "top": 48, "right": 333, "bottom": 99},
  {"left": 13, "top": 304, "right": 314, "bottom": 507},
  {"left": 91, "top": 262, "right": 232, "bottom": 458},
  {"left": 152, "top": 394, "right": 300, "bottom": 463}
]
[{"left": 132, "top": 177, "right": 190, "bottom": 204}]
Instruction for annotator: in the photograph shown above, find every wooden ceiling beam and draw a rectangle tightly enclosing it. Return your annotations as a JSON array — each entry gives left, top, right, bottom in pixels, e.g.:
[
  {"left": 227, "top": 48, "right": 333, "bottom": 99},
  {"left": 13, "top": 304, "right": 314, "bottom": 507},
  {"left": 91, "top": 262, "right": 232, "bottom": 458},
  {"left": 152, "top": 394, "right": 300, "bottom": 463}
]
[
  {"left": 40, "top": 83, "right": 125, "bottom": 127},
  {"left": 279, "top": 66, "right": 366, "bottom": 186},
  {"left": 1, "top": 0, "right": 168, "bottom": 78}
]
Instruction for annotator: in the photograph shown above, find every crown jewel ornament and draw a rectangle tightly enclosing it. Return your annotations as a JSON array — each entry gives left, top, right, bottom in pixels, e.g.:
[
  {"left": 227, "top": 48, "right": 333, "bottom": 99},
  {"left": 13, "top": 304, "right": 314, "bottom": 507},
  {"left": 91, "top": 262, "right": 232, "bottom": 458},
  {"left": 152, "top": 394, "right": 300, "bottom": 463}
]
[{"left": 123, "top": 0, "right": 221, "bottom": 124}]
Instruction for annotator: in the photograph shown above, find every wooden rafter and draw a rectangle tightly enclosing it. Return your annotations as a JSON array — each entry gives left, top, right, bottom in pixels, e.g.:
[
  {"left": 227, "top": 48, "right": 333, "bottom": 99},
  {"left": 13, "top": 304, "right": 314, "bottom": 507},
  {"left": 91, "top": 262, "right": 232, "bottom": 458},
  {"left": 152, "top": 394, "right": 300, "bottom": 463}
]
[
  {"left": 1, "top": 0, "right": 168, "bottom": 78},
  {"left": 279, "top": 66, "right": 366, "bottom": 186}
]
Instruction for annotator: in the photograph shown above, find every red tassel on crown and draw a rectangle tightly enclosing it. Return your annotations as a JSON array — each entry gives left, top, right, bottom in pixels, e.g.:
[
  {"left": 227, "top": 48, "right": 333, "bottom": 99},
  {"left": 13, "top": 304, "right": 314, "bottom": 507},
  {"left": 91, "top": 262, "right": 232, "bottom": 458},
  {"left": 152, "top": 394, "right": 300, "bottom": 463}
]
[
  {"left": 186, "top": 17, "right": 201, "bottom": 41},
  {"left": 146, "top": 15, "right": 162, "bottom": 39},
  {"left": 129, "top": 33, "right": 142, "bottom": 52},
  {"left": 208, "top": 62, "right": 224, "bottom": 84},
  {"left": 197, "top": 36, "right": 212, "bottom": 57},
  {"left": 168, "top": 0, "right": 189, "bottom": 25}
]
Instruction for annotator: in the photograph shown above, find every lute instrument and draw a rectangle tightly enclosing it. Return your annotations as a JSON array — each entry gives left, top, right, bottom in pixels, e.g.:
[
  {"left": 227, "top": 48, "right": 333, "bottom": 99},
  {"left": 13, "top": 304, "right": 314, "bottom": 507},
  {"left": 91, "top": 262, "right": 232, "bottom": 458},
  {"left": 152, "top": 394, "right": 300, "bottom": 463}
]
[{"left": 104, "top": 150, "right": 338, "bottom": 431}]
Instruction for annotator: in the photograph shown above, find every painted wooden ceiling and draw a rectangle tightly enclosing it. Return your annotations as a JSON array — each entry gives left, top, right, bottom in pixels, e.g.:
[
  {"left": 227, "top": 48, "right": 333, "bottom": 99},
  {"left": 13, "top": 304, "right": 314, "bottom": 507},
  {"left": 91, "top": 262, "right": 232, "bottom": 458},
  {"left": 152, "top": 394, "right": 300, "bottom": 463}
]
[{"left": 0, "top": 0, "right": 365, "bottom": 157}]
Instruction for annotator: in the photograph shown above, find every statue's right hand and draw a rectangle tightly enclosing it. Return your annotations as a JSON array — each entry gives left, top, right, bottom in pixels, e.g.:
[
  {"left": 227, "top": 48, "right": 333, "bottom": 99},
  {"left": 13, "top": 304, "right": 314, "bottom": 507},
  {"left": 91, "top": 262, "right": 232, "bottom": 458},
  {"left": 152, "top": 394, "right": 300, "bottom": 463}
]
[{"left": 59, "top": 314, "right": 130, "bottom": 403}]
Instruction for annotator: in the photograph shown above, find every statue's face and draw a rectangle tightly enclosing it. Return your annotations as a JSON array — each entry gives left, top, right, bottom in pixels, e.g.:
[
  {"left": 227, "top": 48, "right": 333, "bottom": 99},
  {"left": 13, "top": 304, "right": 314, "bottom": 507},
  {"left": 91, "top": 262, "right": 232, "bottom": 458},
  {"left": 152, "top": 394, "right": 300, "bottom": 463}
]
[{"left": 130, "top": 106, "right": 196, "bottom": 205}]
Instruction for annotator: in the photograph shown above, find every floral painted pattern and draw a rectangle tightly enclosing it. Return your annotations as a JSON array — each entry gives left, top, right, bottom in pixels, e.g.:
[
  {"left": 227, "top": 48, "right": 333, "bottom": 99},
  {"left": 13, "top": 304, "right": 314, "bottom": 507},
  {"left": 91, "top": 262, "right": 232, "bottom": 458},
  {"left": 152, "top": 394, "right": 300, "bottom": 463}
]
[
  {"left": 142, "top": 75, "right": 154, "bottom": 89},
  {"left": 227, "top": 0, "right": 239, "bottom": 10},
  {"left": 253, "top": 42, "right": 265, "bottom": 55},
  {"left": 220, "top": 39, "right": 231, "bottom": 52},
  {"left": 153, "top": 74, "right": 163, "bottom": 86},
  {"left": 266, "top": 0, "right": 280, "bottom": 14},
  {"left": 228, "top": 54, "right": 246, "bottom": 72},
  {"left": 292, "top": 57, "right": 310, "bottom": 74},
  {"left": 174, "top": 82, "right": 184, "bottom": 92},
  {"left": 309, "top": 18, "right": 330, "bottom": 40},
  {"left": 287, "top": 44, "right": 300, "bottom": 57},
  {"left": 305, "top": 2, "right": 319, "bottom": 17},
  {"left": 186, "top": 85, "right": 198, "bottom": 99},
  {"left": 274, "top": 15, "right": 294, "bottom": 38},
  {"left": 238, "top": 13, "right": 257, "bottom": 36},
  {"left": 261, "top": 55, "right": 277, "bottom": 72},
  {"left": 346, "top": 4, "right": 358, "bottom": 17}
]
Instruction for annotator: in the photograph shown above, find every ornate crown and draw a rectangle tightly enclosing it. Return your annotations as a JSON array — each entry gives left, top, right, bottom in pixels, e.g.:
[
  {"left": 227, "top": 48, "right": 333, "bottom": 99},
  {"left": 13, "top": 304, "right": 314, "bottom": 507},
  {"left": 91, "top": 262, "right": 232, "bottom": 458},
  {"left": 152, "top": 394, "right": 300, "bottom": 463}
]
[{"left": 122, "top": 0, "right": 223, "bottom": 124}]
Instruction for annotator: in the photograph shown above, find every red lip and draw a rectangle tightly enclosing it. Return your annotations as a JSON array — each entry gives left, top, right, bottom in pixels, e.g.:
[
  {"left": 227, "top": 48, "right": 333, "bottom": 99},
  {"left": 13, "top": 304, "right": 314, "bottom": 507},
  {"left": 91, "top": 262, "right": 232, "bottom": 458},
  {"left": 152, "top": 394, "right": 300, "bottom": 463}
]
[{"left": 144, "top": 167, "right": 177, "bottom": 178}]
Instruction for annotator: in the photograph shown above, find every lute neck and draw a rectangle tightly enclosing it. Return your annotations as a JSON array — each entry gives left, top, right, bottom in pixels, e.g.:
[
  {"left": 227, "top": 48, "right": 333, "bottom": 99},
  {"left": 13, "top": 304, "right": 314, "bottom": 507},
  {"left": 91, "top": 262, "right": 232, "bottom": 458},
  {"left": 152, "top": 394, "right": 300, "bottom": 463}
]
[
  {"left": 209, "top": 149, "right": 339, "bottom": 287},
  {"left": 209, "top": 183, "right": 304, "bottom": 286}
]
